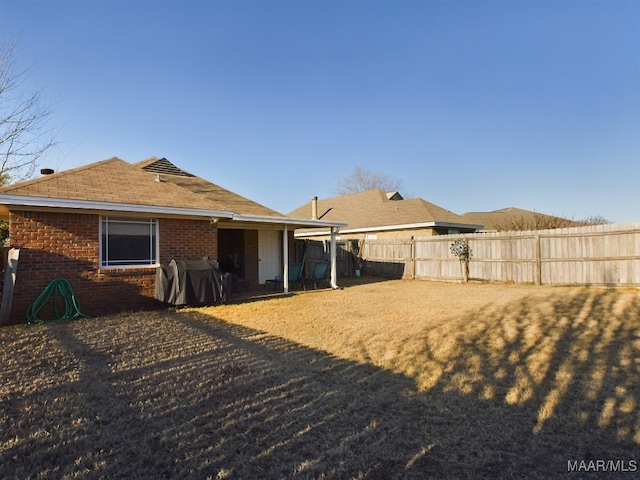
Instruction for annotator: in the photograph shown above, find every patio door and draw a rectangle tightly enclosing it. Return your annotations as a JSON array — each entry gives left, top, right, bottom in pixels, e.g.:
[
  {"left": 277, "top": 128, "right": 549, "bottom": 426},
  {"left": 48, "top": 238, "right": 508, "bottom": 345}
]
[{"left": 258, "top": 230, "right": 282, "bottom": 284}]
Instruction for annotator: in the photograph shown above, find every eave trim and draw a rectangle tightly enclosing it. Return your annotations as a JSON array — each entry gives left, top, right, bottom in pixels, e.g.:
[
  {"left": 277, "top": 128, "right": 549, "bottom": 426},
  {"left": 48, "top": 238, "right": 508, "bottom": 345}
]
[
  {"left": 232, "top": 213, "right": 347, "bottom": 228},
  {"left": 0, "top": 194, "right": 234, "bottom": 219},
  {"left": 294, "top": 221, "right": 484, "bottom": 237}
]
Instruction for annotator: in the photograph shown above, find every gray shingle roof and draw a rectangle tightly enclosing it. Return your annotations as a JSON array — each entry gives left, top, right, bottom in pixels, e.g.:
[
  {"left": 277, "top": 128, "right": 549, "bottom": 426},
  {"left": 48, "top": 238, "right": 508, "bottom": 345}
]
[
  {"left": 460, "top": 207, "right": 583, "bottom": 230},
  {"left": 288, "top": 189, "right": 475, "bottom": 230},
  {"left": 134, "top": 157, "right": 282, "bottom": 216},
  {"left": 0, "top": 157, "right": 282, "bottom": 217}
]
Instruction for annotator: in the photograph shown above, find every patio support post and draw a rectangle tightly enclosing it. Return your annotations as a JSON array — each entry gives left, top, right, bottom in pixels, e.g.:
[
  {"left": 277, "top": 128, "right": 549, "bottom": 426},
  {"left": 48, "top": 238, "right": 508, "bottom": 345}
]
[
  {"left": 283, "top": 224, "right": 289, "bottom": 294},
  {"left": 330, "top": 227, "right": 338, "bottom": 289}
]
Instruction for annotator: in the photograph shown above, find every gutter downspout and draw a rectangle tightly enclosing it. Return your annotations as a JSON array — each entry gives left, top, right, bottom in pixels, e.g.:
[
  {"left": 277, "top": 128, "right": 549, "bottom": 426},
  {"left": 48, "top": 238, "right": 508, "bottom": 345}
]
[{"left": 330, "top": 226, "right": 338, "bottom": 289}]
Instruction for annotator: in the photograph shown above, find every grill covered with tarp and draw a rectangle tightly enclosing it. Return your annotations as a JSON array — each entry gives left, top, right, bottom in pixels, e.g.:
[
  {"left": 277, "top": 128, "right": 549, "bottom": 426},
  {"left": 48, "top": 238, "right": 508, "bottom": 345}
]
[{"left": 155, "top": 259, "right": 231, "bottom": 306}]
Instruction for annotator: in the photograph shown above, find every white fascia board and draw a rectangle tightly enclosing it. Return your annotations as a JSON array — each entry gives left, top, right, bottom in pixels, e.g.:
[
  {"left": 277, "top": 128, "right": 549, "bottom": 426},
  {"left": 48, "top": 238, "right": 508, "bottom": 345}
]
[
  {"left": 294, "top": 229, "right": 333, "bottom": 238},
  {"left": 232, "top": 213, "right": 347, "bottom": 228},
  {"left": 294, "top": 221, "right": 484, "bottom": 237},
  {"left": 346, "top": 221, "right": 483, "bottom": 232},
  {"left": 0, "top": 194, "right": 234, "bottom": 219}
]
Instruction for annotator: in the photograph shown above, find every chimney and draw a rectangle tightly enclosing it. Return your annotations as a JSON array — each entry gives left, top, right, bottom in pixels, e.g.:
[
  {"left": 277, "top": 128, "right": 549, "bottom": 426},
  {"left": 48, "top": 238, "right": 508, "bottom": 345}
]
[
  {"left": 40, "top": 168, "right": 54, "bottom": 175},
  {"left": 311, "top": 196, "right": 318, "bottom": 220}
]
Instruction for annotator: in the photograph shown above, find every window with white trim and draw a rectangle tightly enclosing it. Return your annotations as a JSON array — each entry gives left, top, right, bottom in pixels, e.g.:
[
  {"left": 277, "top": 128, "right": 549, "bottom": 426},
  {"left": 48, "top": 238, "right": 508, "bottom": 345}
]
[{"left": 100, "top": 217, "right": 158, "bottom": 267}]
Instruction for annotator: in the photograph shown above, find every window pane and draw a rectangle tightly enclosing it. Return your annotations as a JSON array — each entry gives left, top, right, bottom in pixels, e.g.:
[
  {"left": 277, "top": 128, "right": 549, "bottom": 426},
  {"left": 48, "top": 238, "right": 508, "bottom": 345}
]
[
  {"left": 106, "top": 222, "right": 152, "bottom": 236},
  {"left": 101, "top": 217, "right": 157, "bottom": 266}
]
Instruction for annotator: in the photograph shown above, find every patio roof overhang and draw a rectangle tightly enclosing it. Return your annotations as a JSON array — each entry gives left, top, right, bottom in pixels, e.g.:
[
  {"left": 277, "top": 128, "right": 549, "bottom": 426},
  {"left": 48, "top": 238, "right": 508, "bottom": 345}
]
[{"left": 221, "top": 213, "right": 346, "bottom": 230}]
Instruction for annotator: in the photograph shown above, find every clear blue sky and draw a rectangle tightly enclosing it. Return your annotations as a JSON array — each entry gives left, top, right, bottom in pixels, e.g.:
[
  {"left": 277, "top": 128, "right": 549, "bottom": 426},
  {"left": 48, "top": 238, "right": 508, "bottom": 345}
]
[{"left": 2, "top": 0, "right": 639, "bottom": 223}]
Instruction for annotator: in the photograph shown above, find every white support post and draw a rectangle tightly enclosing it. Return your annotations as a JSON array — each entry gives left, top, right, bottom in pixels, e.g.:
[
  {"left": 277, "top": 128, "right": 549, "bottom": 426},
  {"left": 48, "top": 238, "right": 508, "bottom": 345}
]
[
  {"left": 330, "top": 227, "right": 338, "bottom": 289},
  {"left": 283, "top": 225, "right": 289, "bottom": 294}
]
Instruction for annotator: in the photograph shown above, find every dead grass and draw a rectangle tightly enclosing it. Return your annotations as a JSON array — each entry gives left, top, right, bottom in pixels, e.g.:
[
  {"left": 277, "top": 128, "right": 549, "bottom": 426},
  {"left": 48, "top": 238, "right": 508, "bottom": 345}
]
[{"left": 1, "top": 278, "right": 639, "bottom": 479}]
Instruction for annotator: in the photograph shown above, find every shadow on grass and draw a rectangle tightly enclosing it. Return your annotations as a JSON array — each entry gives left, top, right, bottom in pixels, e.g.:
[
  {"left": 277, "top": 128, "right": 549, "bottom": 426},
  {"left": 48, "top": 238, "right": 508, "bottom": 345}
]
[
  {"left": 398, "top": 288, "right": 640, "bottom": 476},
  {"left": 1, "top": 288, "right": 638, "bottom": 479}
]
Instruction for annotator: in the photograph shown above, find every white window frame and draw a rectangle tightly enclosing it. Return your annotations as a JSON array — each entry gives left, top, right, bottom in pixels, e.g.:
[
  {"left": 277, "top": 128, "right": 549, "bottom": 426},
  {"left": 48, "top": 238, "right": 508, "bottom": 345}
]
[{"left": 99, "top": 216, "right": 159, "bottom": 269}]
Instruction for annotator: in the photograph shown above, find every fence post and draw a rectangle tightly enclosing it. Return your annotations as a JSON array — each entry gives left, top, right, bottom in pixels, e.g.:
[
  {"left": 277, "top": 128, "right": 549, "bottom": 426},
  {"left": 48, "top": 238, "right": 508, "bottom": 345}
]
[
  {"left": 535, "top": 233, "right": 541, "bottom": 285},
  {"left": 411, "top": 237, "right": 416, "bottom": 279}
]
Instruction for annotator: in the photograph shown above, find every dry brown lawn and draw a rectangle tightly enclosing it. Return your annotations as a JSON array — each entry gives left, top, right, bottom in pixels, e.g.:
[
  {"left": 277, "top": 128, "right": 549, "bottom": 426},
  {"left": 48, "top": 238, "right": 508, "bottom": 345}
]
[{"left": 1, "top": 278, "right": 639, "bottom": 479}]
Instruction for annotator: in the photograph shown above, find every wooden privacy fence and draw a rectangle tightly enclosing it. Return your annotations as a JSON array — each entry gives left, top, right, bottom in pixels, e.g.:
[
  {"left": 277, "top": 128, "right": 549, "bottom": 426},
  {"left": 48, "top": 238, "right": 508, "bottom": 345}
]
[{"left": 361, "top": 222, "right": 640, "bottom": 287}]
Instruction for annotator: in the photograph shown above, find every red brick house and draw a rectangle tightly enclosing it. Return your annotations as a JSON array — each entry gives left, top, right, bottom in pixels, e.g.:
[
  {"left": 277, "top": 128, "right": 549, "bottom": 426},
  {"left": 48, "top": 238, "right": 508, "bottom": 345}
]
[{"left": 0, "top": 157, "right": 344, "bottom": 325}]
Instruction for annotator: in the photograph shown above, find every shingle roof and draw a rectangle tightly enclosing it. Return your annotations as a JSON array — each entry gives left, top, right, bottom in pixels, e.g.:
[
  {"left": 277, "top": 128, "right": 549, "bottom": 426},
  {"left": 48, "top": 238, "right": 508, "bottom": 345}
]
[
  {"left": 287, "top": 189, "right": 475, "bottom": 230},
  {"left": 0, "top": 157, "right": 281, "bottom": 216},
  {"left": 459, "top": 207, "right": 583, "bottom": 230},
  {"left": 134, "top": 158, "right": 282, "bottom": 217}
]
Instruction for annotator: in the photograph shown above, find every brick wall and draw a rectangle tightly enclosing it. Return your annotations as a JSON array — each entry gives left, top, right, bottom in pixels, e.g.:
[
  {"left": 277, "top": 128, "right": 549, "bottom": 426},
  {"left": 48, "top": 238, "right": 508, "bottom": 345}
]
[
  {"left": 159, "top": 218, "right": 218, "bottom": 263},
  {"left": 6, "top": 211, "right": 219, "bottom": 325}
]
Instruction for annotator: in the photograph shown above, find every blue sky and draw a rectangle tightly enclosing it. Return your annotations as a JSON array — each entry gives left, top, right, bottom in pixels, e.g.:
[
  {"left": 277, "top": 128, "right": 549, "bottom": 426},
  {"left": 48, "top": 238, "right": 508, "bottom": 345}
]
[{"left": 2, "top": 0, "right": 639, "bottom": 223}]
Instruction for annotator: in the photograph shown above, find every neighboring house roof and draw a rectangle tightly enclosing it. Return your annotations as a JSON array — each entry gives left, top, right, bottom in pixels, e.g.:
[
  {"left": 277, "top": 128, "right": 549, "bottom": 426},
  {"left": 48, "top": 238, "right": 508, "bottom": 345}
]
[
  {"left": 288, "top": 189, "right": 483, "bottom": 235},
  {"left": 460, "top": 207, "right": 583, "bottom": 231},
  {"left": 0, "top": 157, "right": 344, "bottom": 229}
]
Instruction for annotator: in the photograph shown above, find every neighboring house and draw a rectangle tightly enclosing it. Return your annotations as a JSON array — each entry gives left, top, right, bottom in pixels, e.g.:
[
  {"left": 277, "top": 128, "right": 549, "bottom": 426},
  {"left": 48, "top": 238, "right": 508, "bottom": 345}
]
[
  {"left": 0, "top": 157, "right": 344, "bottom": 325},
  {"left": 459, "top": 207, "right": 585, "bottom": 231},
  {"left": 288, "top": 189, "right": 483, "bottom": 241}
]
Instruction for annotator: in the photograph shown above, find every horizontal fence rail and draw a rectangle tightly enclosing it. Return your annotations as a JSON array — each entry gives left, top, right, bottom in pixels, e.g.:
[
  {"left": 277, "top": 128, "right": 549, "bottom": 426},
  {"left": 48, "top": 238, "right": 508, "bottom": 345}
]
[{"left": 360, "top": 222, "right": 640, "bottom": 287}]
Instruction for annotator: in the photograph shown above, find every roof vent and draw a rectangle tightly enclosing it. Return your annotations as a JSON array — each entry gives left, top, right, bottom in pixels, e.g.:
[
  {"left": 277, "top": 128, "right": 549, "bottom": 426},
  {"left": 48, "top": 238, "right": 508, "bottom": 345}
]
[
  {"left": 40, "top": 168, "right": 54, "bottom": 175},
  {"left": 386, "top": 191, "right": 404, "bottom": 201},
  {"left": 142, "top": 158, "right": 194, "bottom": 177}
]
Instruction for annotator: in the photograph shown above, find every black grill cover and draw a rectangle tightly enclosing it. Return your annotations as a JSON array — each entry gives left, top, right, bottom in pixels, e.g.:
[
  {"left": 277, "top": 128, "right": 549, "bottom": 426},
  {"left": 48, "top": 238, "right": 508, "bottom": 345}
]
[{"left": 155, "top": 259, "right": 231, "bottom": 306}]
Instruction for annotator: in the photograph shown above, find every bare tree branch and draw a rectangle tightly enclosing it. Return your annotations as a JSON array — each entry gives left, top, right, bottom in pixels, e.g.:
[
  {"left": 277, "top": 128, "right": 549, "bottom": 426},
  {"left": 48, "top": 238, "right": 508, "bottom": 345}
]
[
  {"left": 0, "top": 39, "right": 56, "bottom": 185},
  {"left": 334, "top": 165, "right": 403, "bottom": 195}
]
